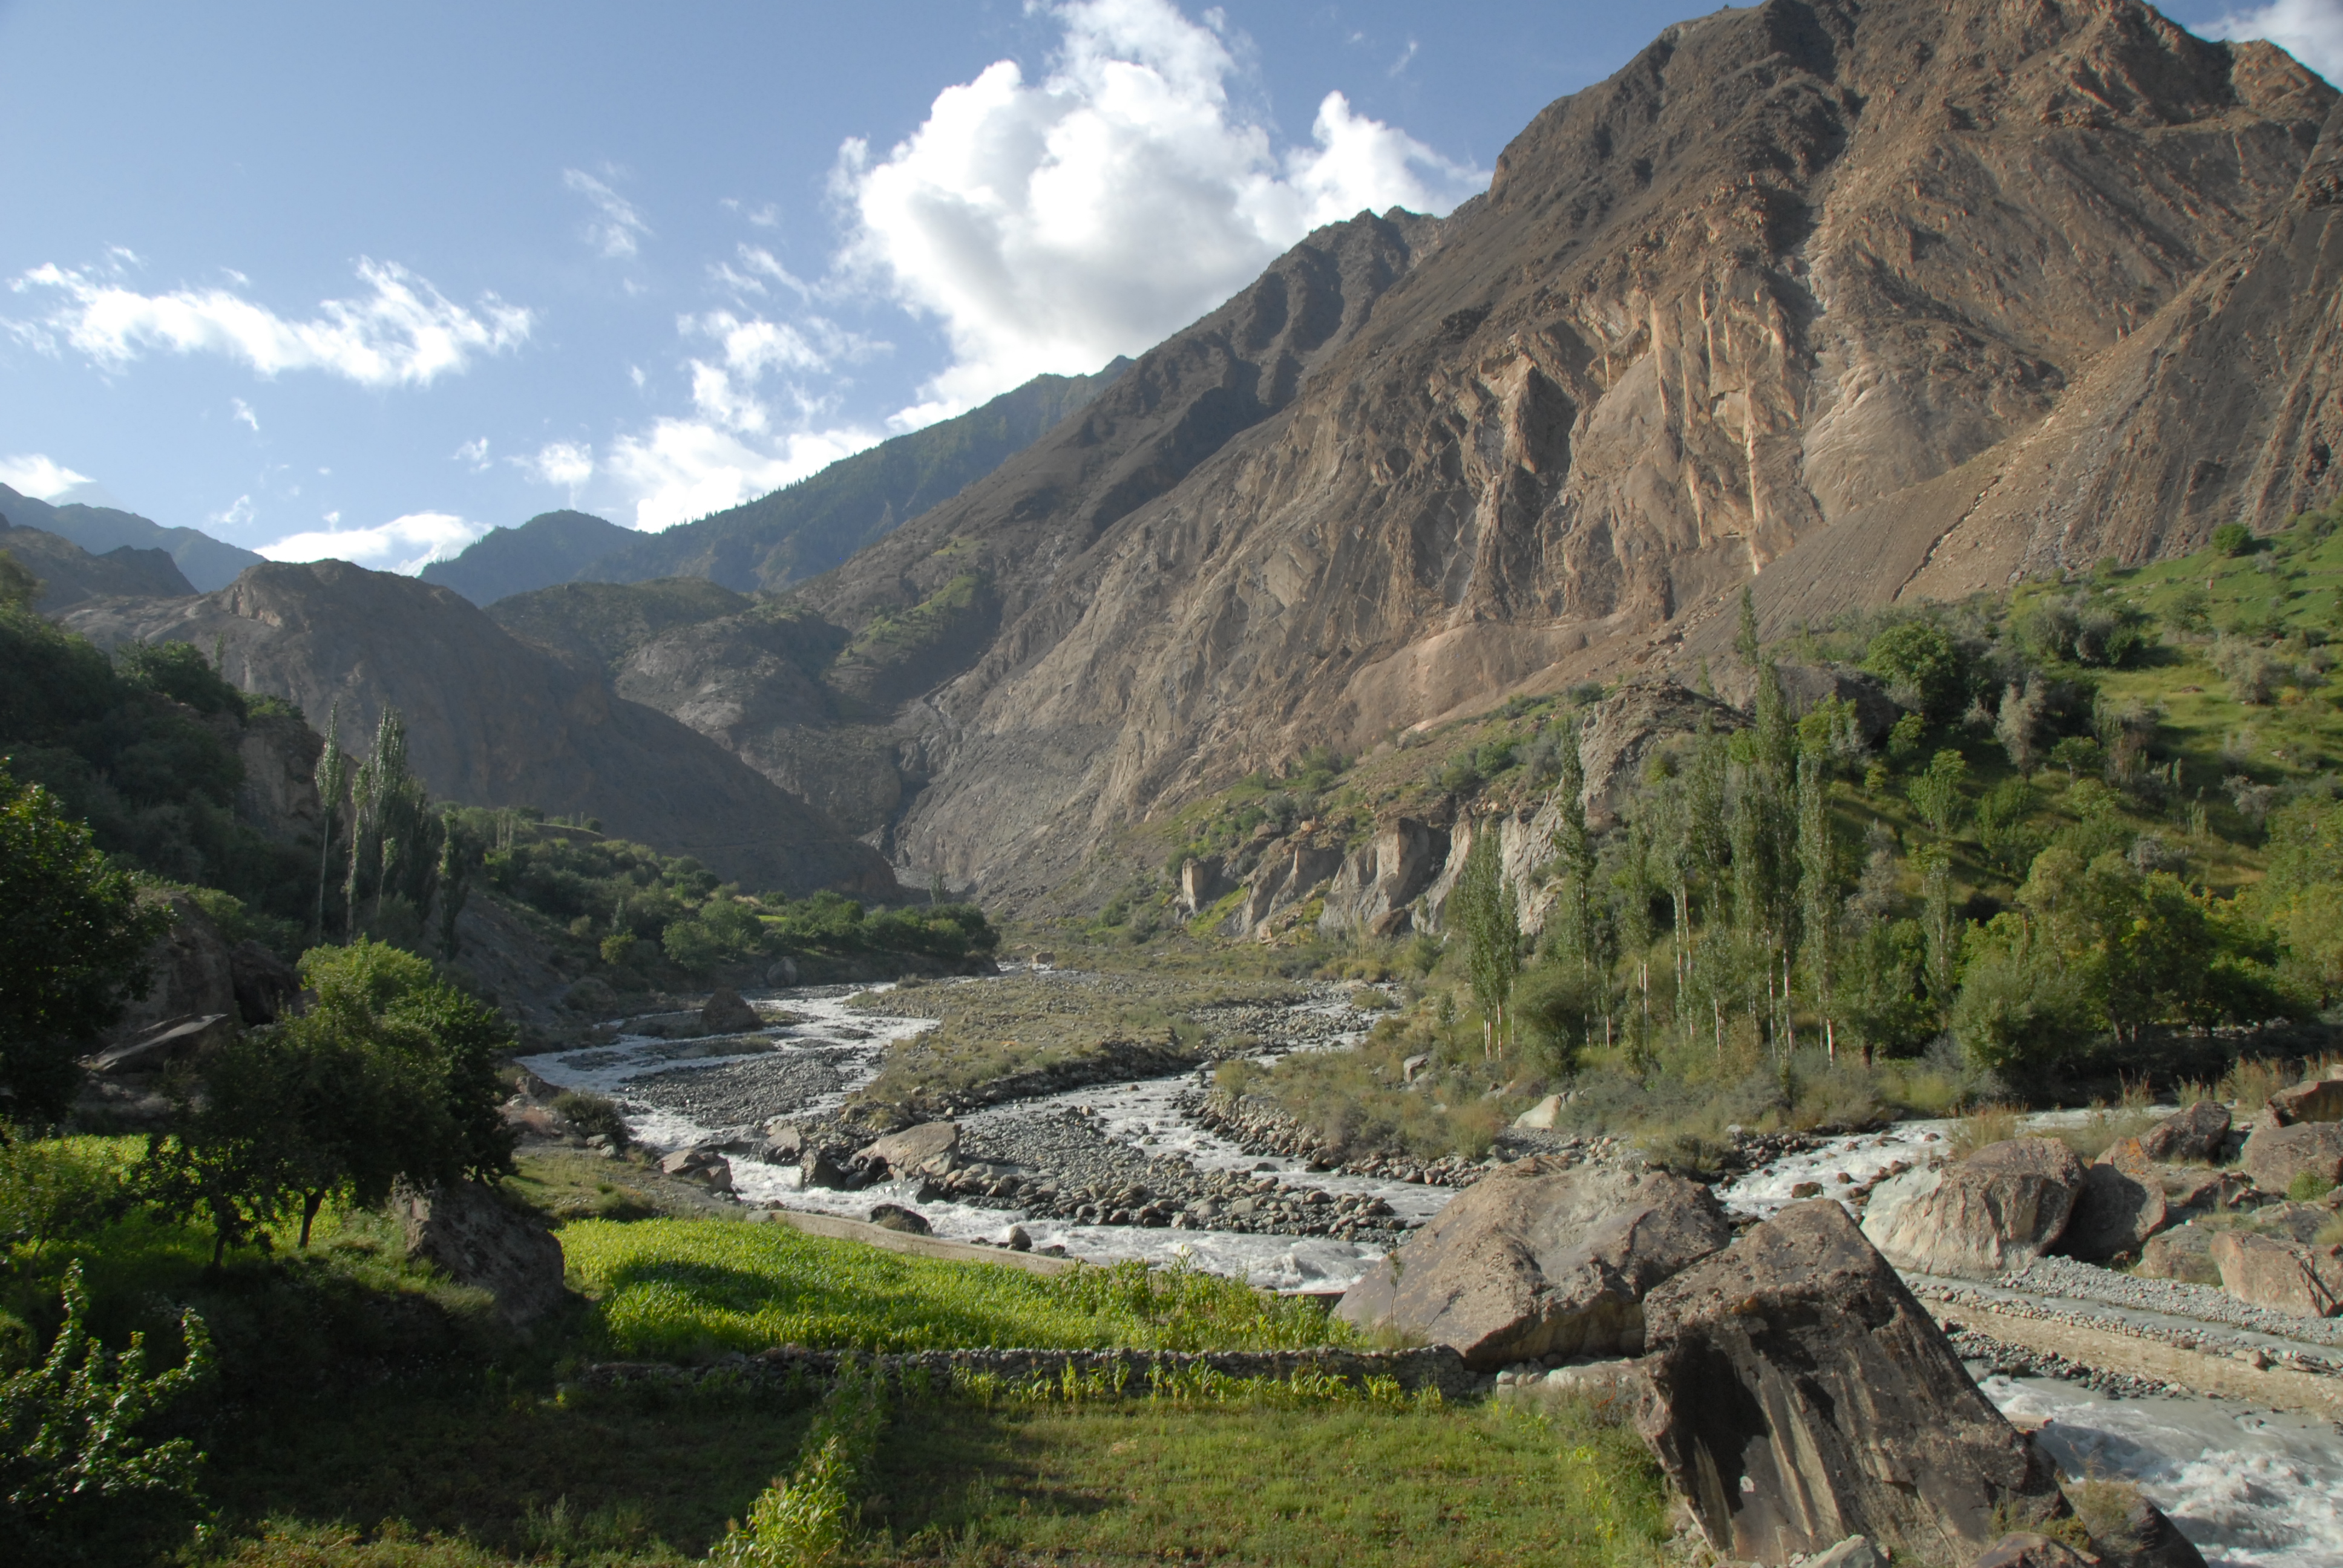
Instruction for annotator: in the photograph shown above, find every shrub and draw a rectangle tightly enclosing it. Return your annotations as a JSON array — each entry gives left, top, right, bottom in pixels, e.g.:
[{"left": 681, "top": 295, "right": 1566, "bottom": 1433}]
[
  {"left": 1864, "top": 621, "right": 1967, "bottom": 719},
  {"left": 710, "top": 1362, "right": 887, "bottom": 1568},
  {"left": 2210, "top": 522, "right": 2255, "bottom": 557},
  {"left": 0, "top": 1261, "right": 213, "bottom": 1567}
]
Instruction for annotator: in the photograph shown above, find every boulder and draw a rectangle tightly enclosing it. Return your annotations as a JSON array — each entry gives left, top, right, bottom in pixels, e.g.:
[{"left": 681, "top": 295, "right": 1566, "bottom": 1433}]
[
  {"left": 2239, "top": 1120, "right": 2343, "bottom": 1194},
  {"left": 1513, "top": 1094, "right": 1565, "bottom": 1131},
  {"left": 2209, "top": 1231, "right": 2342, "bottom": 1317},
  {"left": 760, "top": 1120, "right": 806, "bottom": 1163},
  {"left": 856, "top": 1120, "right": 962, "bottom": 1178},
  {"left": 103, "top": 890, "right": 240, "bottom": 1048},
  {"left": 1971, "top": 1534, "right": 2093, "bottom": 1568},
  {"left": 228, "top": 941, "right": 303, "bottom": 1025},
  {"left": 1861, "top": 1139, "right": 2085, "bottom": 1278},
  {"left": 2063, "top": 1138, "right": 2168, "bottom": 1262},
  {"left": 394, "top": 1180, "right": 571, "bottom": 1325},
  {"left": 1806, "top": 1538, "right": 1884, "bottom": 1568},
  {"left": 2136, "top": 1224, "right": 2220, "bottom": 1285},
  {"left": 700, "top": 988, "right": 762, "bottom": 1034},
  {"left": 2267, "top": 1074, "right": 2343, "bottom": 1126},
  {"left": 765, "top": 956, "right": 800, "bottom": 986},
  {"left": 81, "top": 1012, "right": 237, "bottom": 1075},
  {"left": 1334, "top": 1160, "right": 1729, "bottom": 1368},
  {"left": 2080, "top": 1491, "right": 2209, "bottom": 1568},
  {"left": 1639, "top": 1201, "right": 2068, "bottom": 1566},
  {"left": 659, "top": 1148, "right": 734, "bottom": 1192},
  {"left": 2137, "top": 1100, "right": 2230, "bottom": 1163},
  {"left": 867, "top": 1203, "right": 932, "bottom": 1235},
  {"left": 802, "top": 1146, "right": 860, "bottom": 1190}
]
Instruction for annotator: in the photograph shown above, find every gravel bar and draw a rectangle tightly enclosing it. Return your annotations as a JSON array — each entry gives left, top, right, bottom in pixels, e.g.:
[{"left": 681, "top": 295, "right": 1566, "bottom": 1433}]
[{"left": 1997, "top": 1255, "right": 2343, "bottom": 1350}]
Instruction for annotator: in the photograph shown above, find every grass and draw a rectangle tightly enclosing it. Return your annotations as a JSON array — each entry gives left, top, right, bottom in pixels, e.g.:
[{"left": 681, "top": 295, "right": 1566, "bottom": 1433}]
[
  {"left": 562, "top": 1220, "right": 1348, "bottom": 1361},
  {"left": 865, "top": 1395, "right": 1667, "bottom": 1568}
]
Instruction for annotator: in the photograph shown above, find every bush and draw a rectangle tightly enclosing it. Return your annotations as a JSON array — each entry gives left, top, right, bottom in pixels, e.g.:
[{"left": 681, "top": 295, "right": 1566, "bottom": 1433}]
[
  {"left": 0, "top": 1260, "right": 213, "bottom": 1567},
  {"left": 2211, "top": 522, "right": 2255, "bottom": 557},
  {"left": 1864, "top": 621, "right": 1967, "bottom": 719}
]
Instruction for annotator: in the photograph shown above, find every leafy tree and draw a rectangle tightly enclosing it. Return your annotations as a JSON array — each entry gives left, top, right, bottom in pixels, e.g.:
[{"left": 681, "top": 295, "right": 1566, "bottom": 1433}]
[
  {"left": 1863, "top": 621, "right": 1967, "bottom": 720},
  {"left": 1950, "top": 915, "right": 2099, "bottom": 1075},
  {"left": 0, "top": 1260, "right": 212, "bottom": 1567},
  {"left": 2210, "top": 521, "right": 2254, "bottom": 557},
  {"left": 1452, "top": 825, "right": 1519, "bottom": 1059},
  {"left": 0, "top": 768, "right": 169, "bottom": 1128},
  {"left": 0, "top": 547, "right": 39, "bottom": 609},
  {"left": 1906, "top": 749, "right": 1969, "bottom": 841}
]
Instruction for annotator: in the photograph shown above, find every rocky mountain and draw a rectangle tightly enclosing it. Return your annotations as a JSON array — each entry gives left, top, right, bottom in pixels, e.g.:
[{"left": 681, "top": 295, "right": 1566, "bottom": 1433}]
[
  {"left": 601, "top": 0, "right": 2338, "bottom": 907},
  {"left": 61, "top": 561, "right": 896, "bottom": 898},
  {"left": 418, "top": 510, "right": 635, "bottom": 605},
  {"left": 0, "top": 483, "right": 261, "bottom": 591},
  {"left": 575, "top": 364, "right": 1130, "bottom": 596},
  {"left": 1, "top": 517, "right": 197, "bottom": 612}
]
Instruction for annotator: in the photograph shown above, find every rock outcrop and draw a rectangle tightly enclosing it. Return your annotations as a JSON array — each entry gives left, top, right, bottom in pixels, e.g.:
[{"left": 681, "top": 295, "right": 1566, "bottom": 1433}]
[
  {"left": 2062, "top": 1138, "right": 2168, "bottom": 1262},
  {"left": 394, "top": 1181, "right": 571, "bottom": 1325},
  {"left": 1639, "top": 1201, "right": 2067, "bottom": 1565},
  {"left": 2137, "top": 1100, "right": 2231, "bottom": 1163},
  {"left": 1862, "top": 1139, "right": 2085, "bottom": 1278},
  {"left": 2240, "top": 1120, "right": 2343, "bottom": 1194},
  {"left": 2267, "top": 1074, "right": 2343, "bottom": 1126},
  {"left": 62, "top": 561, "right": 894, "bottom": 897},
  {"left": 103, "top": 890, "right": 240, "bottom": 1048},
  {"left": 1334, "top": 1160, "right": 1729, "bottom": 1368},
  {"left": 2209, "top": 1230, "right": 2342, "bottom": 1317}
]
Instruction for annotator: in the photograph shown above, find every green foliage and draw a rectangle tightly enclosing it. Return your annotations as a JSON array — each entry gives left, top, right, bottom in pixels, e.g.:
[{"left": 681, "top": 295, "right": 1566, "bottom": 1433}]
[
  {"left": 1452, "top": 827, "right": 1520, "bottom": 1056},
  {"left": 563, "top": 1222, "right": 1346, "bottom": 1359},
  {"left": 2211, "top": 521, "right": 2255, "bottom": 557},
  {"left": 2020, "top": 593, "right": 2154, "bottom": 668},
  {"left": 0, "top": 546, "right": 39, "bottom": 609},
  {"left": 139, "top": 939, "right": 517, "bottom": 1263},
  {"left": 0, "top": 1260, "right": 213, "bottom": 1567},
  {"left": 0, "top": 611, "right": 313, "bottom": 920},
  {"left": 0, "top": 767, "right": 171, "bottom": 1126},
  {"left": 709, "top": 1362, "right": 886, "bottom": 1568},
  {"left": 1906, "top": 749, "right": 1970, "bottom": 840},
  {"left": 1864, "top": 620, "right": 1968, "bottom": 719}
]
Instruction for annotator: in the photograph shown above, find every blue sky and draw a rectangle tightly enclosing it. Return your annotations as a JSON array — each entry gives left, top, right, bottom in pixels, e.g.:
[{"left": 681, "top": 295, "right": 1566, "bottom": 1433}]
[{"left": 2, "top": 0, "right": 2334, "bottom": 573}]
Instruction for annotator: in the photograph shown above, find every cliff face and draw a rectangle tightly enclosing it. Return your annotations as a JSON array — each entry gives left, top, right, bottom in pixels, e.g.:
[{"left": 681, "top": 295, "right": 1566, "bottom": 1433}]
[
  {"left": 61, "top": 561, "right": 896, "bottom": 898},
  {"left": 787, "top": 0, "right": 2341, "bottom": 903}
]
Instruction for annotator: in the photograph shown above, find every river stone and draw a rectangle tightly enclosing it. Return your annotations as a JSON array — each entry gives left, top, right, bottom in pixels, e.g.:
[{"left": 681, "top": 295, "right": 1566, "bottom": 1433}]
[
  {"left": 2267, "top": 1074, "right": 2343, "bottom": 1126},
  {"left": 2137, "top": 1223, "right": 2220, "bottom": 1285},
  {"left": 2084, "top": 1492, "right": 2209, "bottom": 1568},
  {"left": 2209, "top": 1230, "right": 2342, "bottom": 1318},
  {"left": 1513, "top": 1094, "right": 1564, "bottom": 1131},
  {"left": 857, "top": 1120, "right": 962, "bottom": 1178},
  {"left": 1861, "top": 1139, "right": 2084, "bottom": 1279},
  {"left": 1334, "top": 1159, "right": 1729, "bottom": 1368},
  {"left": 2239, "top": 1120, "right": 2343, "bottom": 1194},
  {"left": 700, "top": 988, "right": 762, "bottom": 1034},
  {"left": 1971, "top": 1534, "right": 2094, "bottom": 1568},
  {"left": 867, "top": 1203, "right": 932, "bottom": 1236},
  {"left": 1639, "top": 1200, "right": 2068, "bottom": 1566},
  {"left": 659, "top": 1148, "right": 733, "bottom": 1191},
  {"left": 2063, "top": 1138, "right": 2168, "bottom": 1262},
  {"left": 394, "top": 1180, "right": 570, "bottom": 1325},
  {"left": 1806, "top": 1538, "right": 1884, "bottom": 1568},
  {"left": 2137, "top": 1100, "right": 2230, "bottom": 1162}
]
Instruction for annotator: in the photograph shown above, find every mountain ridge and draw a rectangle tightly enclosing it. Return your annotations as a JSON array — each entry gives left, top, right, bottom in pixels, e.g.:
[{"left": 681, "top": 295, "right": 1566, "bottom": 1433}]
[{"left": 0, "top": 482, "right": 262, "bottom": 592}]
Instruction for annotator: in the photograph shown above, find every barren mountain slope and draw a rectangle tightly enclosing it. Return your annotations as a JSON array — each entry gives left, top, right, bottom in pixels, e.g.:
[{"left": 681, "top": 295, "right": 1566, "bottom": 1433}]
[
  {"left": 853, "top": 0, "right": 2341, "bottom": 901},
  {"left": 61, "top": 562, "right": 896, "bottom": 897}
]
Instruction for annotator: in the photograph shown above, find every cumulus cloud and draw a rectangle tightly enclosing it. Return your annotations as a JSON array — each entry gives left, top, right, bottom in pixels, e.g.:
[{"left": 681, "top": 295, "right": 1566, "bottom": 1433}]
[
  {"left": 836, "top": 0, "right": 1485, "bottom": 423},
  {"left": 525, "top": 440, "right": 595, "bottom": 500},
  {"left": 258, "top": 511, "right": 488, "bottom": 575},
  {"left": 8, "top": 255, "right": 532, "bottom": 388},
  {"left": 231, "top": 397, "right": 260, "bottom": 433},
  {"left": 565, "top": 169, "right": 652, "bottom": 259},
  {"left": 454, "top": 436, "right": 490, "bottom": 469},
  {"left": 0, "top": 453, "right": 94, "bottom": 499},
  {"left": 604, "top": 420, "right": 880, "bottom": 531},
  {"left": 2200, "top": 0, "right": 2343, "bottom": 82}
]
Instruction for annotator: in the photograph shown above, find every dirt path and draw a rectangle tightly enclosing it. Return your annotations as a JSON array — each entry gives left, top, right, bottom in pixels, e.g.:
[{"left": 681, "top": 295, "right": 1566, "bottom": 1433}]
[{"left": 1929, "top": 1301, "right": 2343, "bottom": 1419}]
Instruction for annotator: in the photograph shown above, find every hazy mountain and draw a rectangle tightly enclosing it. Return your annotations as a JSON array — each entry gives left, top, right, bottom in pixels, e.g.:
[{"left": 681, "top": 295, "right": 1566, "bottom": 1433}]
[
  {"left": 0, "top": 483, "right": 262, "bottom": 591},
  {"left": 61, "top": 561, "right": 895, "bottom": 898},
  {"left": 575, "top": 363, "right": 1130, "bottom": 595},
  {"left": 487, "top": 577, "right": 752, "bottom": 671},
  {"left": 0, "top": 516, "right": 197, "bottom": 612},
  {"left": 418, "top": 509, "right": 635, "bottom": 605},
  {"left": 583, "top": 0, "right": 2340, "bottom": 907}
]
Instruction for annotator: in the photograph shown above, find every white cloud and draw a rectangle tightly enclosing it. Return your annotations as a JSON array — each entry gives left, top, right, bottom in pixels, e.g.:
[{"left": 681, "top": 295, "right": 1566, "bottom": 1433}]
[
  {"left": 232, "top": 397, "right": 260, "bottom": 432},
  {"left": 605, "top": 419, "right": 880, "bottom": 531},
  {"left": 836, "top": 0, "right": 1485, "bottom": 423},
  {"left": 2199, "top": 0, "right": 2343, "bottom": 82},
  {"left": 0, "top": 453, "right": 93, "bottom": 499},
  {"left": 454, "top": 436, "right": 490, "bottom": 469},
  {"left": 564, "top": 168, "right": 652, "bottom": 259},
  {"left": 525, "top": 440, "right": 595, "bottom": 500},
  {"left": 258, "top": 511, "right": 488, "bottom": 575},
  {"left": 8, "top": 255, "right": 532, "bottom": 388},
  {"left": 722, "top": 197, "right": 782, "bottom": 229}
]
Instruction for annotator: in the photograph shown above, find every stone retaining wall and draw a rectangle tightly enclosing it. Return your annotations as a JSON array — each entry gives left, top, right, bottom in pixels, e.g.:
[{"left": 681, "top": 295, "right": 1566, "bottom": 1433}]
[{"left": 578, "top": 1344, "right": 1481, "bottom": 1401}]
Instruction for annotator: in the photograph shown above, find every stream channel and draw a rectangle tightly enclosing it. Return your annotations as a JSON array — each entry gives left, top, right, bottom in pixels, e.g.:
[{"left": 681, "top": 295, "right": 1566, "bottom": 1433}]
[{"left": 518, "top": 972, "right": 2343, "bottom": 1568}]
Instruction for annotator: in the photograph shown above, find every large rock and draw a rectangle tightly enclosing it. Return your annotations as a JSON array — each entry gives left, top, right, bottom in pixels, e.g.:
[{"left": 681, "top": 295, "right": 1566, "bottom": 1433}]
[
  {"left": 1861, "top": 1139, "right": 2085, "bottom": 1278},
  {"left": 2267, "top": 1075, "right": 2343, "bottom": 1126},
  {"left": 855, "top": 1120, "right": 962, "bottom": 1179},
  {"left": 2239, "top": 1120, "right": 2343, "bottom": 1194},
  {"left": 103, "top": 890, "right": 239, "bottom": 1048},
  {"left": 228, "top": 941, "right": 303, "bottom": 1026},
  {"left": 2063, "top": 1138, "right": 2168, "bottom": 1263},
  {"left": 2209, "top": 1231, "right": 2342, "bottom": 1318},
  {"left": 2137, "top": 1224, "right": 2220, "bottom": 1285},
  {"left": 1315, "top": 817, "right": 1449, "bottom": 938},
  {"left": 659, "top": 1148, "right": 734, "bottom": 1191},
  {"left": 1971, "top": 1534, "right": 2093, "bottom": 1568},
  {"left": 2137, "top": 1100, "right": 2231, "bottom": 1163},
  {"left": 1639, "top": 1201, "right": 2068, "bottom": 1566},
  {"left": 700, "top": 988, "right": 762, "bottom": 1034},
  {"left": 395, "top": 1181, "right": 571, "bottom": 1325},
  {"left": 1334, "top": 1160, "right": 1729, "bottom": 1368},
  {"left": 2080, "top": 1491, "right": 2209, "bottom": 1568}
]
